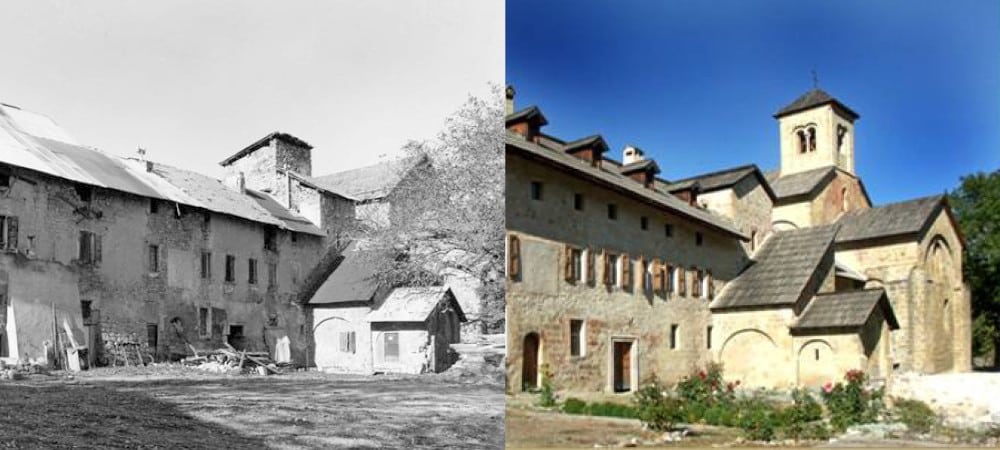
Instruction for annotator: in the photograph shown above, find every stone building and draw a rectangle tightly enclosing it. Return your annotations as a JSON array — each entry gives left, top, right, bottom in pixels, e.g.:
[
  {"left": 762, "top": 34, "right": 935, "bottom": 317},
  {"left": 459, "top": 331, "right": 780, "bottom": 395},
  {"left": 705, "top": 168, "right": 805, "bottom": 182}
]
[
  {"left": 0, "top": 101, "right": 367, "bottom": 367},
  {"left": 505, "top": 87, "right": 971, "bottom": 393}
]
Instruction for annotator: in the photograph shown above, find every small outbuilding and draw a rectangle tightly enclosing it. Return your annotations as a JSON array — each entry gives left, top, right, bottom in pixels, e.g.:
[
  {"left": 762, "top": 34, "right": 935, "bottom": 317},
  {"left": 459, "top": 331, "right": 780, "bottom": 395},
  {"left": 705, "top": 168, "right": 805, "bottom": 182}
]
[{"left": 367, "top": 286, "right": 466, "bottom": 374}]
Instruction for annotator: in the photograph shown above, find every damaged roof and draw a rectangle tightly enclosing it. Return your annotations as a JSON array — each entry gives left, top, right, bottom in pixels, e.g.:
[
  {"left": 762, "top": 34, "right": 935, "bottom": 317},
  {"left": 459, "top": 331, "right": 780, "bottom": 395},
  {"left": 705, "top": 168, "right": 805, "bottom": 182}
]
[
  {"left": 307, "top": 243, "right": 380, "bottom": 305},
  {"left": 311, "top": 156, "right": 424, "bottom": 202},
  {"left": 711, "top": 224, "right": 839, "bottom": 310},
  {"left": 506, "top": 131, "right": 748, "bottom": 240},
  {"left": 835, "top": 195, "right": 947, "bottom": 245},
  {"left": 792, "top": 289, "right": 899, "bottom": 332},
  {"left": 366, "top": 286, "right": 466, "bottom": 323},
  {"left": 0, "top": 103, "right": 323, "bottom": 236}
]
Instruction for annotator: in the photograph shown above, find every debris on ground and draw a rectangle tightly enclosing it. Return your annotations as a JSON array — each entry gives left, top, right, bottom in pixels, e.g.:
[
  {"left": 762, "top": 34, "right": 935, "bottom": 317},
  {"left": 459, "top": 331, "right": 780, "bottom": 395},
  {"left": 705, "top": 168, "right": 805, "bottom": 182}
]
[
  {"left": 0, "top": 361, "right": 50, "bottom": 381},
  {"left": 182, "top": 344, "right": 287, "bottom": 375},
  {"left": 441, "top": 333, "right": 505, "bottom": 384}
]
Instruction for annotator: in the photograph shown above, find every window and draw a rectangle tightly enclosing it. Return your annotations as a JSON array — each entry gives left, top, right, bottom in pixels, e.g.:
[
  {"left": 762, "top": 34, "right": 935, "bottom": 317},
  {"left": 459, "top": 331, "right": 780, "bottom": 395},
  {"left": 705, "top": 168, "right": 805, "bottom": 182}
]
[
  {"left": 80, "top": 300, "right": 93, "bottom": 323},
  {"left": 264, "top": 228, "right": 278, "bottom": 251},
  {"left": 664, "top": 264, "right": 675, "bottom": 294},
  {"left": 573, "top": 193, "right": 584, "bottom": 211},
  {"left": 604, "top": 252, "right": 619, "bottom": 287},
  {"left": 837, "top": 124, "right": 848, "bottom": 152},
  {"left": 0, "top": 216, "right": 18, "bottom": 251},
  {"left": 570, "top": 319, "right": 585, "bottom": 357},
  {"left": 640, "top": 216, "right": 648, "bottom": 230},
  {"left": 707, "top": 326, "right": 713, "bottom": 349},
  {"left": 750, "top": 229, "right": 757, "bottom": 251},
  {"left": 652, "top": 259, "right": 664, "bottom": 294},
  {"left": 695, "top": 232, "right": 704, "bottom": 246},
  {"left": 75, "top": 184, "right": 93, "bottom": 202},
  {"left": 148, "top": 245, "right": 159, "bottom": 272},
  {"left": 808, "top": 127, "right": 817, "bottom": 152},
  {"left": 290, "top": 232, "right": 298, "bottom": 243},
  {"left": 664, "top": 223, "right": 673, "bottom": 238},
  {"left": 620, "top": 254, "right": 631, "bottom": 291},
  {"left": 585, "top": 248, "right": 596, "bottom": 285},
  {"left": 339, "top": 331, "right": 356, "bottom": 354},
  {"left": 248, "top": 258, "right": 258, "bottom": 284},
  {"left": 200, "top": 251, "right": 211, "bottom": 279},
  {"left": 797, "top": 130, "right": 807, "bottom": 153},
  {"left": 841, "top": 187, "right": 849, "bottom": 212},
  {"left": 530, "top": 181, "right": 543, "bottom": 200},
  {"left": 705, "top": 270, "right": 715, "bottom": 299},
  {"left": 202, "top": 211, "right": 211, "bottom": 227},
  {"left": 670, "top": 324, "right": 679, "bottom": 349},
  {"left": 147, "top": 323, "right": 158, "bottom": 350},
  {"left": 564, "top": 246, "right": 583, "bottom": 283},
  {"left": 268, "top": 262, "right": 277, "bottom": 287},
  {"left": 815, "top": 348, "right": 820, "bottom": 361},
  {"left": 198, "top": 307, "right": 210, "bottom": 337},
  {"left": 692, "top": 268, "right": 702, "bottom": 298},
  {"left": 149, "top": 200, "right": 159, "bottom": 214},
  {"left": 225, "top": 255, "right": 236, "bottom": 282},
  {"left": 0, "top": 171, "right": 10, "bottom": 188},
  {"left": 507, "top": 235, "right": 521, "bottom": 281},
  {"left": 384, "top": 332, "right": 399, "bottom": 361},
  {"left": 677, "top": 266, "right": 687, "bottom": 296},
  {"left": 607, "top": 203, "right": 617, "bottom": 220},
  {"left": 78, "top": 231, "right": 101, "bottom": 264},
  {"left": 642, "top": 257, "right": 652, "bottom": 293}
]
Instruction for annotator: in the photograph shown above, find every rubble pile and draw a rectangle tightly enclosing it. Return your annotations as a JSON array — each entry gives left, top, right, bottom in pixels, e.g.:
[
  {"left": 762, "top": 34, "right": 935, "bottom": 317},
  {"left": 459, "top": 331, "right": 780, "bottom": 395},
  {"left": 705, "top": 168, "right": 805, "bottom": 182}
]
[
  {"left": 182, "top": 344, "right": 285, "bottom": 375},
  {"left": 0, "top": 360, "right": 48, "bottom": 381}
]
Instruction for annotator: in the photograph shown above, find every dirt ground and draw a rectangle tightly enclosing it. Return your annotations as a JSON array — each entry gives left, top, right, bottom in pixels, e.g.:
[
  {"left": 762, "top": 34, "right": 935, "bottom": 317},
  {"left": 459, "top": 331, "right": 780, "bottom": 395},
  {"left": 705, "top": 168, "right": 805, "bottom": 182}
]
[{"left": 0, "top": 367, "right": 504, "bottom": 449}]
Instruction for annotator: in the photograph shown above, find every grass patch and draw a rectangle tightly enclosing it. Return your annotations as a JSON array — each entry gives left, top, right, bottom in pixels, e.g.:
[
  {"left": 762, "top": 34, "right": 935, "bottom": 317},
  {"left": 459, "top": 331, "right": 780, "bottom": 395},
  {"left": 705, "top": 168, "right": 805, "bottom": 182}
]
[{"left": 561, "top": 397, "right": 637, "bottom": 419}]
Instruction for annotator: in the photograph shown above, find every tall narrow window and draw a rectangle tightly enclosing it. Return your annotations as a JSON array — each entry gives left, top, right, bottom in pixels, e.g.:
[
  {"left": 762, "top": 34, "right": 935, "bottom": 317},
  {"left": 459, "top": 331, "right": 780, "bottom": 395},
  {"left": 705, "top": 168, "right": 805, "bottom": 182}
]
[
  {"left": 148, "top": 245, "right": 159, "bottom": 272},
  {"left": 569, "top": 319, "right": 585, "bottom": 357},
  {"left": 664, "top": 223, "right": 673, "bottom": 237},
  {"left": 678, "top": 267, "right": 687, "bottom": 296},
  {"left": 640, "top": 216, "right": 648, "bottom": 230},
  {"left": 692, "top": 268, "right": 702, "bottom": 298},
  {"left": 0, "top": 216, "right": 17, "bottom": 251},
  {"left": 665, "top": 264, "right": 675, "bottom": 294},
  {"left": 384, "top": 332, "right": 399, "bottom": 361},
  {"left": 750, "top": 229, "right": 758, "bottom": 251},
  {"left": 268, "top": 262, "right": 277, "bottom": 287},
  {"left": 707, "top": 326, "right": 713, "bottom": 349},
  {"left": 507, "top": 235, "right": 521, "bottom": 281},
  {"left": 808, "top": 127, "right": 817, "bottom": 152},
  {"left": 573, "top": 193, "right": 584, "bottom": 211},
  {"left": 841, "top": 187, "right": 849, "bottom": 212},
  {"left": 200, "top": 251, "right": 212, "bottom": 279},
  {"left": 248, "top": 258, "right": 258, "bottom": 284},
  {"left": 586, "top": 248, "right": 596, "bottom": 285},
  {"left": 695, "top": 232, "right": 704, "bottom": 246},
  {"left": 642, "top": 257, "right": 652, "bottom": 293},
  {"left": 264, "top": 228, "right": 278, "bottom": 251},
  {"left": 150, "top": 200, "right": 159, "bottom": 214},
  {"left": 78, "top": 231, "right": 100, "bottom": 264},
  {"left": 340, "top": 331, "right": 356, "bottom": 354},
  {"left": 797, "top": 130, "right": 807, "bottom": 153},
  {"left": 607, "top": 203, "right": 618, "bottom": 220},
  {"left": 620, "top": 254, "right": 631, "bottom": 291},
  {"left": 225, "top": 255, "right": 236, "bottom": 283},
  {"left": 604, "top": 252, "right": 619, "bottom": 287},
  {"left": 564, "top": 246, "right": 583, "bottom": 283},
  {"left": 530, "top": 181, "right": 543, "bottom": 200},
  {"left": 670, "top": 324, "right": 679, "bottom": 349},
  {"left": 198, "top": 307, "right": 210, "bottom": 337}
]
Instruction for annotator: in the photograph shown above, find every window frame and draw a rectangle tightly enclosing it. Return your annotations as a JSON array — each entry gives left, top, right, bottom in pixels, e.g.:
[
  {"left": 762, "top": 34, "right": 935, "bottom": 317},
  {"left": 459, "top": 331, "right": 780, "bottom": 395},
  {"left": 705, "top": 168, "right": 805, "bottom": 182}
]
[
  {"left": 225, "top": 254, "right": 236, "bottom": 283},
  {"left": 148, "top": 244, "right": 160, "bottom": 273},
  {"left": 384, "top": 332, "right": 400, "bottom": 362},
  {"left": 530, "top": 181, "right": 543, "bottom": 200},
  {"left": 248, "top": 258, "right": 258, "bottom": 285},
  {"left": 200, "top": 251, "right": 212, "bottom": 279},
  {"left": 569, "top": 319, "right": 585, "bottom": 358}
]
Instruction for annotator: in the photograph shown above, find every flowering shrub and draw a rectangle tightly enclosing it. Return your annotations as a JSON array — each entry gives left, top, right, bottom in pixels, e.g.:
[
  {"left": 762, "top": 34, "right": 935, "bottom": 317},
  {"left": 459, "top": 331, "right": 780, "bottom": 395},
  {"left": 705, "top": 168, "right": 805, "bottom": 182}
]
[
  {"left": 634, "top": 377, "right": 685, "bottom": 431},
  {"left": 820, "top": 369, "right": 884, "bottom": 431},
  {"left": 537, "top": 364, "right": 557, "bottom": 407}
]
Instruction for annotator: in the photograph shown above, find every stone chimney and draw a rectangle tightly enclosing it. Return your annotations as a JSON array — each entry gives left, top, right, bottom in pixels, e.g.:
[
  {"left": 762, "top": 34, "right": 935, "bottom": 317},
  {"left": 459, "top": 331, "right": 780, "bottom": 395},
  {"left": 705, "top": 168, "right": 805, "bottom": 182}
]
[
  {"left": 506, "top": 85, "right": 516, "bottom": 115},
  {"left": 620, "top": 146, "right": 660, "bottom": 189}
]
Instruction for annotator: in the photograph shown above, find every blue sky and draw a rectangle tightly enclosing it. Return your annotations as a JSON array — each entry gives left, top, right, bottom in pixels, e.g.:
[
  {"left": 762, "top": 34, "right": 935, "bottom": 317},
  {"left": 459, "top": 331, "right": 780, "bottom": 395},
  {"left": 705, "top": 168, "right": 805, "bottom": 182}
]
[{"left": 507, "top": 0, "right": 1000, "bottom": 203}]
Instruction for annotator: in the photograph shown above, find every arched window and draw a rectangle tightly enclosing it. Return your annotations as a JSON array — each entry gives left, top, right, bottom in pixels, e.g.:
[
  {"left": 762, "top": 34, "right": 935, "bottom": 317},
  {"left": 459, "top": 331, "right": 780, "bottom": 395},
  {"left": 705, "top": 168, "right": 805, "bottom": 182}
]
[
  {"left": 841, "top": 187, "right": 849, "bottom": 212},
  {"left": 797, "top": 130, "right": 807, "bottom": 153},
  {"left": 837, "top": 125, "right": 847, "bottom": 153},
  {"left": 808, "top": 127, "right": 817, "bottom": 152}
]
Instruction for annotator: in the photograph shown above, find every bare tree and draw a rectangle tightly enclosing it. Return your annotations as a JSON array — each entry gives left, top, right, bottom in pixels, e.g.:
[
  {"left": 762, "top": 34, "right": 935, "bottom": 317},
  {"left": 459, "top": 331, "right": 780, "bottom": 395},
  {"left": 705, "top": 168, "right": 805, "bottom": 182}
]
[{"left": 361, "top": 86, "right": 504, "bottom": 332}]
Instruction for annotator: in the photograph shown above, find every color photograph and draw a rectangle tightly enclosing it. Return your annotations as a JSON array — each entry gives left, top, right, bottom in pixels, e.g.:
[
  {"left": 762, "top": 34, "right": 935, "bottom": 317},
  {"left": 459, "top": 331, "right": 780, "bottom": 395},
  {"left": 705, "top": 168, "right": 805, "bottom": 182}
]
[{"left": 505, "top": 0, "right": 1000, "bottom": 447}]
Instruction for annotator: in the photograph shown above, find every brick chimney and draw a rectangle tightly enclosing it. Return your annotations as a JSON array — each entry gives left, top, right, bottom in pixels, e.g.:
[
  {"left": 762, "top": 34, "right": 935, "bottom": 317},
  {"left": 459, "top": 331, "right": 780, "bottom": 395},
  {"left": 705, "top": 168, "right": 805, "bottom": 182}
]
[
  {"left": 619, "top": 146, "right": 660, "bottom": 189},
  {"left": 563, "top": 135, "right": 609, "bottom": 168}
]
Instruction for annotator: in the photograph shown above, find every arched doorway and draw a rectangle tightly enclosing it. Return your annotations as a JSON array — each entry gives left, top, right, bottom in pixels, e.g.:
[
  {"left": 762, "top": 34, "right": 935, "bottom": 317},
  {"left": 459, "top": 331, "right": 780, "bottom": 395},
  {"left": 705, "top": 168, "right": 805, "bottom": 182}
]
[{"left": 522, "top": 332, "right": 541, "bottom": 391}]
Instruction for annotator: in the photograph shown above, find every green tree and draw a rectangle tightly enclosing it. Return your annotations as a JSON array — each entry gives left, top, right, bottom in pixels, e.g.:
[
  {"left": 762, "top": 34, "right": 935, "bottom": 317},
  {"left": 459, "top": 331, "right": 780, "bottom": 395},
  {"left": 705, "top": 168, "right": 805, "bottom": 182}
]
[{"left": 949, "top": 169, "right": 1000, "bottom": 367}]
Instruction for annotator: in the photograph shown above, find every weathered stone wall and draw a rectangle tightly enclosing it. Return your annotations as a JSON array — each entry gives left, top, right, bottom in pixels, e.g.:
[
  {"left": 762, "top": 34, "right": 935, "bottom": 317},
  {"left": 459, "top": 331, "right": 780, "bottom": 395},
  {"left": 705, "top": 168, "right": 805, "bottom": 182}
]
[
  {"left": 810, "top": 170, "right": 870, "bottom": 225},
  {"left": 0, "top": 163, "right": 325, "bottom": 365},
  {"left": 697, "top": 176, "right": 773, "bottom": 255},
  {"left": 313, "top": 304, "right": 373, "bottom": 373},
  {"left": 506, "top": 153, "right": 746, "bottom": 393}
]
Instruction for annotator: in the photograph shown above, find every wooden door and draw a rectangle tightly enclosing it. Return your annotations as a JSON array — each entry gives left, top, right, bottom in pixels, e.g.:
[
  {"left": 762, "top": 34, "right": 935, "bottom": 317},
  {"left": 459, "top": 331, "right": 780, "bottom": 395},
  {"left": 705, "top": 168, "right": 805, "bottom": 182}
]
[
  {"left": 522, "top": 333, "right": 540, "bottom": 391},
  {"left": 614, "top": 341, "right": 632, "bottom": 392}
]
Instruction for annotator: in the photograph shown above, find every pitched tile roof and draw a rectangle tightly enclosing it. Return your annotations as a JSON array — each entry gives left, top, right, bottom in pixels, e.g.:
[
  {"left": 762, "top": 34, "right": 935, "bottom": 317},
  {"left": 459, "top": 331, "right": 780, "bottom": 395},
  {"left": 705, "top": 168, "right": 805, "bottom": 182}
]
[
  {"left": 311, "top": 156, "right": 423, "bottom": 202},
  {"left": 711, "top": 224, "right": 839, "bottom": 310},
  {"left": 506, "top": 131, "right": 748, "bottom": 240},
  {"left": 792, "top": 289, "right": 899, "bottom": 332},
  {"left": 307, "top": 242, "right": 379, "bottom": 305},
  {"left": 765, "top": 166, "right": 837, "bottom": 200},
  {"left": 835, "top": 195, "right": 945, "bottom": 244},
  {"left": 666, "top": 164, "right": 776, "bottom": 200},
  {"left": 0, "top": 103, "right": 323, "bottom": 235},
  {"left": 505, "top": 106, "right": 548, "bottom": 127},
  {"left": 366, "top": 286, "right": 466, "bottom": 322},
  {"left": 774, "top": 89, "right": 859, "bottom": 120}
]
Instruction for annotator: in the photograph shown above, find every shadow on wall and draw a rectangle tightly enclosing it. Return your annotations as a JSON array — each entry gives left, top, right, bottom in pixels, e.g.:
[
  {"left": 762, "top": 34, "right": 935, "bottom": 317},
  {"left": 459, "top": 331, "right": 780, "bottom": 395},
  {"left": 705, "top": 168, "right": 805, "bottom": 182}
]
[{"left": 0, "top": 383, "right": 262, "bottom": 449}]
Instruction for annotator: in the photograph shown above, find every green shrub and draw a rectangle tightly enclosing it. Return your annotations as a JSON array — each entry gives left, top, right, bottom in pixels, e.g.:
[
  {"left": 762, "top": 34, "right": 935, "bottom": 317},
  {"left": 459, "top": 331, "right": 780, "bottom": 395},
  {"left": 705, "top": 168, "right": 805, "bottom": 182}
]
[
  {"left": 562, "top": 397, "right": 587, "bottom": 415},
  {"left": 537, "top": 364, "right": 556, "bottom": 407},
  {"left": 634, "top": 377, "right": 684, "bottom": 430},
  {"left": 587, "top": 401, "right": 638, "bottom": 419},
  {"left": 779, "top": 388, "right": 827, "bottom": 440},
  {"left": 672, "top": 363, "right": 740, "bottom": 425},
  {"left": 736, "top": 396, "right": 779, "bottom": 441},
  {"left": 820, "top": 369, "right": 885, "bottom": 431},
  {"left": 891, "top": 398, "right": 937, "bottom": 433}
]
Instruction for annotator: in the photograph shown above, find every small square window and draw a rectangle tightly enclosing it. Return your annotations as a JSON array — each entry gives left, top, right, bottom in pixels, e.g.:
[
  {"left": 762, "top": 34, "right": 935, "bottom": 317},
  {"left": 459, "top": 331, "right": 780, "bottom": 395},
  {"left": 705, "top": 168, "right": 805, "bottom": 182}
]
[
  {"left": 75, "top": 185, "right": 93, "bottom": 202},
  {"left": 640, "top": 216, "right": 648, "bottom": 230},
  {"left": 573, "top": 193, "right": 584, "bottom": 211},
  {"left": 607, "top": 204, "right": 618, "bottom": 220},
  {"left": 695, "top": 232, "right": 704, "bottom": 246},
  {"left": 264, "top": 228, "right": 277, "bottom": 251},
  {"left": 664, "top": 224, "right": 673, "bottom": 237},
  {"left": 530, "top": 181, "right": 543, "bottom": 200}
]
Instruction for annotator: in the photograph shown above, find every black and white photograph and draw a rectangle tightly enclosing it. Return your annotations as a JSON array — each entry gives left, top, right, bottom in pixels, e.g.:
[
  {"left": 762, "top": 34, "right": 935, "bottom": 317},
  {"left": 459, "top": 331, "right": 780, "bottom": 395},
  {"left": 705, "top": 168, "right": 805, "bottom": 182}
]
[{"left": 0, "top": 1, "right": 503, "bottom": 448}]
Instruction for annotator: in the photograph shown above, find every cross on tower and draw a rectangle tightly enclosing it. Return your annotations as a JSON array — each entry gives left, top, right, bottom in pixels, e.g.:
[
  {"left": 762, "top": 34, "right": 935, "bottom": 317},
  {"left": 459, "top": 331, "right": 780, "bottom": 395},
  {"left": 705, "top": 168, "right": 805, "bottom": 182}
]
[{"left": 811, "top": 69, "right": 820, "bottom": 89}]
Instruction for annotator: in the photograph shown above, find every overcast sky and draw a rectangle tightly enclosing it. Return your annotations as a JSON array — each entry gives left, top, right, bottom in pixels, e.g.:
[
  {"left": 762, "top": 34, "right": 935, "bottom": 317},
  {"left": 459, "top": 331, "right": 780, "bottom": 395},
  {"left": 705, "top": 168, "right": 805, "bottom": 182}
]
[{"left": 0, "top": 0, "right": 503, "bottom": 178}]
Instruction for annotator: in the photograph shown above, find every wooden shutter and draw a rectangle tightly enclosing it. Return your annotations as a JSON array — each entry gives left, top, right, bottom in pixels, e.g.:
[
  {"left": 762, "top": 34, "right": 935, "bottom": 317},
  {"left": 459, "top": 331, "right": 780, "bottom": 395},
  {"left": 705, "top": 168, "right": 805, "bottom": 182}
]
[
  {"left": 639, "top": 256, "right": 647, "bottom": 292},
  {"left": 79, "top": 231, "right": 91, "bottom": 263},
  {"left": 339, "top": 332, "right": 348, "bottom": 352},
  {"left": 6, "top": 216, "right": 16, "bottom": 250},
  {"left": 508, "top": 235, "right": 521, "bottom": 280},
  {"left": 665, "top": 264, "right": 674, "bottom": 293},
  {"left": 563, "top": 245, "right": 574, "bottom": 282},
  {"left": 621, "top": 253, "right": 631, "bottom": 290},
  {"left": 707, "top": 271, "right": 715, "bottom": 299},
  {"left": 586, "top": 249, "right": 595, "bottom": 285},
  {"left": 652, "top": 259, "right": 664, "bottom": 293},
  {"left": 692, "top": 268, "right": 701, "bottom": 297},
  {"left": 94, "top": 234, "right": 102, "bottom": 264},
  {"left": 678, "top": 266, "right": 687, "bottom": 296},
  {"left": 602, "top": 251, "right": 612, "bottom": 285}
]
